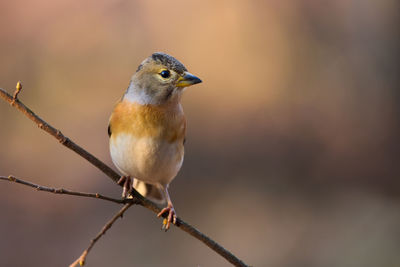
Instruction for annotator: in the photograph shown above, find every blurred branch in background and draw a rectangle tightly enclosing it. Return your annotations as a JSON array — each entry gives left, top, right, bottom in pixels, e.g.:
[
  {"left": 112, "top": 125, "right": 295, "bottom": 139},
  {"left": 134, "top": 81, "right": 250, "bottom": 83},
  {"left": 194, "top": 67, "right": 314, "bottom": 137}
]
[{"left": 0, "top": 84, "right": 249, "bottom": 267}]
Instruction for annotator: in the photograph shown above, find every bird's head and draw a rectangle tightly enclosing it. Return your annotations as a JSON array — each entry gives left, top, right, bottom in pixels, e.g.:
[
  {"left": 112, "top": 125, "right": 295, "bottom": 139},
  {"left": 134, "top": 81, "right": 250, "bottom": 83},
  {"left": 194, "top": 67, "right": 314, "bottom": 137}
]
[{"left": 125, "top": 52, "right": 202, "bottom": 105}]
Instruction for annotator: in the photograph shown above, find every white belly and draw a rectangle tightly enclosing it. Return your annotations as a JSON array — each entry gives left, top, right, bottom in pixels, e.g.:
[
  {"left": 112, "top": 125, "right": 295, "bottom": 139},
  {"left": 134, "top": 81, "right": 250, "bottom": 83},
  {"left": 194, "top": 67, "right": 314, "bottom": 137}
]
[{"left": 110, "top": 133, "right": 184, "bottom": 186}]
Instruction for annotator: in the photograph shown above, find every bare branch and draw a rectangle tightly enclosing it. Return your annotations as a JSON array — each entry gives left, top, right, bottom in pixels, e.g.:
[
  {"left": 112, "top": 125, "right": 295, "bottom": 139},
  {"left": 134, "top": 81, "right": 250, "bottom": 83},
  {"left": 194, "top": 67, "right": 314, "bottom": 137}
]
[
  {"left": 0, "top": 175, "right": 124, "bottom": 204},
  {"left": 0, "top": 87, "right": 121, "bottom": 184},
  {"left": 0, "top": 86, "right": 249, "bottom": 267},
  {"left": 70, "top": 203, "right": 133, "bottom": 267}
]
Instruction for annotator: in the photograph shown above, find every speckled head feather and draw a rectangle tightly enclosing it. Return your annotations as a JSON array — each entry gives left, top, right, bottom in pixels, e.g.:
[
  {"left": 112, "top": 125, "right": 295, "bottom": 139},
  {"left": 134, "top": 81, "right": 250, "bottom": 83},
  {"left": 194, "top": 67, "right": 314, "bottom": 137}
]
[
  {"left": 126, "top": 52, "right": 201, "bottom": 106},
  {"left": 136, "top": 52, "right": 187, "bottom": 74}
]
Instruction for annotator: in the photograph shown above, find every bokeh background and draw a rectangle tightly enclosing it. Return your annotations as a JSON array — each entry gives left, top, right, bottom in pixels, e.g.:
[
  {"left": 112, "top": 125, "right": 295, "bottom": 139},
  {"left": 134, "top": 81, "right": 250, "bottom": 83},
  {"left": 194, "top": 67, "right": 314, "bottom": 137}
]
[{"left": 0, "top": 0, "right": 399, "bottom": 266}]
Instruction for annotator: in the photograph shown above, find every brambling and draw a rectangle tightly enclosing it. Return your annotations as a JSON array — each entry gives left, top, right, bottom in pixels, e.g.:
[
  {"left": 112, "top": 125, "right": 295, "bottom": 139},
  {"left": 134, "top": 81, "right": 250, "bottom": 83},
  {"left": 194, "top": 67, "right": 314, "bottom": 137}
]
[{"left": 108, "top": 52, "right": 201, "bottom": 230}]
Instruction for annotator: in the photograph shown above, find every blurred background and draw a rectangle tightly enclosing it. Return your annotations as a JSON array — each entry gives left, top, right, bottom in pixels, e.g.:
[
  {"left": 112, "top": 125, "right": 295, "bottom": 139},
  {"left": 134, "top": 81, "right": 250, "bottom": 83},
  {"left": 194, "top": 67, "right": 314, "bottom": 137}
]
[{"left": 0, "top": 0, "right": 399, "bottom": 266}]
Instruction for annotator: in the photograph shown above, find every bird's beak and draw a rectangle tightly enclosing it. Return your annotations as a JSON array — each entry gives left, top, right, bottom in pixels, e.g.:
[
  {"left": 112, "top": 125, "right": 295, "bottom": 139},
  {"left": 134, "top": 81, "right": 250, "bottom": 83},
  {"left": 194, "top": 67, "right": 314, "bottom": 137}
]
[{"left": 176, "top": 72, "right": 202, "bottom": 87}]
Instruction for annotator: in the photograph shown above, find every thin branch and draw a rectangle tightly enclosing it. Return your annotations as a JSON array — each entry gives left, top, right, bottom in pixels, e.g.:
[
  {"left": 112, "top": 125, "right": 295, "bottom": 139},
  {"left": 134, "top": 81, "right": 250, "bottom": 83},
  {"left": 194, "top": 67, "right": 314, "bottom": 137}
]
[
  {"left": 1, "top": 174, "right": 138, "bottom": 266},
  {"left": 1, "top": 85, "right": 121, "bottom": 184},
  {"left": 0, "top": 175, "right": 124, "bottom": 204},
  {"left": 70, "top": 203, "right": 133, "bottom": 267},
  {"left": 0, "top": 85, "right": 249, "bottom": 267}
]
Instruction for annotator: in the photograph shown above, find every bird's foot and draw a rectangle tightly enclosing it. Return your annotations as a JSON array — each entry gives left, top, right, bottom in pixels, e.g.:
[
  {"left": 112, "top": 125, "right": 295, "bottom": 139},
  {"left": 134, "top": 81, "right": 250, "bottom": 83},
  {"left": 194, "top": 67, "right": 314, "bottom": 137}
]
[
  {"left": 157, "top": 204, "right": 176, "bottom": 231},
  {"left": 117, "top": 176, "right": 132, "bottom": 198}
]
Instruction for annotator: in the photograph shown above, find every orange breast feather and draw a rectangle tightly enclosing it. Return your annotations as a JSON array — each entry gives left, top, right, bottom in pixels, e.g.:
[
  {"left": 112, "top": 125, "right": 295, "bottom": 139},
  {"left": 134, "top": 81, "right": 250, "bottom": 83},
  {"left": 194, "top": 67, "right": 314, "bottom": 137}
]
[{"left": 109, "top": 101, "right": 186, "bottom": 143}]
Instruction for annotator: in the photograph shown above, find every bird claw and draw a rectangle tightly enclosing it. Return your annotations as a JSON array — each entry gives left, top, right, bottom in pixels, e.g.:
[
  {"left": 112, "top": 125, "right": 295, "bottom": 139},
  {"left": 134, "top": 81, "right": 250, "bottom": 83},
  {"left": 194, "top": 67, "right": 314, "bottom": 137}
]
[
  {"left": 118, "top": 176, "right": 132, "bottom": 198},
  {"left": 158, "top": 205, "right": 176, "bottom": 231},
  {"left": 161, "top": 218, "right": 168, "bottom": 231}
]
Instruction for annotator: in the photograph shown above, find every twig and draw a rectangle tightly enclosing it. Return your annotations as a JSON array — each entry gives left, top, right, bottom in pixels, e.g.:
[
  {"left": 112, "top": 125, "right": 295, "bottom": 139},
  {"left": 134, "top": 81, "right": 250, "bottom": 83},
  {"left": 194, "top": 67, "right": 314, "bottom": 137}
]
[
  {"left": 0, "top": 175, "right": 124, "bottom": 204},
  {"left": 1, "top": 174, "right": 138, "bottom": 266},
  {"left": 1, "top": 85, "right": 121, "bottom": 184},
  {"left": 70, "top": 203, "right": 133, "bottom": 267},
  {"left": 12, "top": 81, "right": 22, "bottom": 101},
  {"left": 0, "top": 85, "right": 249, "bottom": 267}
]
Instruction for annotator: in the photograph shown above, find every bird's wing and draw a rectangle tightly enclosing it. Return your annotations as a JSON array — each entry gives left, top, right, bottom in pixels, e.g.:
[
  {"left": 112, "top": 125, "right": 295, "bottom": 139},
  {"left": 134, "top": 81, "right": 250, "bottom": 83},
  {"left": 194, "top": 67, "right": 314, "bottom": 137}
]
[{"left": 107, "top": 123, "right": 112, "bottom": 137}]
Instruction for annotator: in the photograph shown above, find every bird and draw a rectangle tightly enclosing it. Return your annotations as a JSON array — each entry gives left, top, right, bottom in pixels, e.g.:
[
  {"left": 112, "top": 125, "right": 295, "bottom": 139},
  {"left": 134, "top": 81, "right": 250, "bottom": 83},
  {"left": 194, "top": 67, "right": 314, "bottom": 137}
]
[{"left": 108, "top": 52, "right": 201, "bottom": 230}]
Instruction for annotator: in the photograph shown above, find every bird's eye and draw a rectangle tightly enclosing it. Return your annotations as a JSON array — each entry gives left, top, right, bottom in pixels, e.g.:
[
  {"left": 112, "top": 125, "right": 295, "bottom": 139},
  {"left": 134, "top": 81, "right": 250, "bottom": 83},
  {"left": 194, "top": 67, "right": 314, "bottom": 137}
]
[{"left": 160, "top": 70, "right": 171, "bottom": 78}]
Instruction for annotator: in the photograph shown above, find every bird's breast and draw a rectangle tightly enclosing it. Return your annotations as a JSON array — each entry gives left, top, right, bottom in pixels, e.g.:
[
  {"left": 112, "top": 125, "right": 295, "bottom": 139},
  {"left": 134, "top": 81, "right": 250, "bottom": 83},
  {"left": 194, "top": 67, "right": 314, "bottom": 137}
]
[
  {"left": 109, "top": 100, "right": 186, "bottom": 185},
  {"left": 109, "top": 100, "right": 186, "bottom": 142}
]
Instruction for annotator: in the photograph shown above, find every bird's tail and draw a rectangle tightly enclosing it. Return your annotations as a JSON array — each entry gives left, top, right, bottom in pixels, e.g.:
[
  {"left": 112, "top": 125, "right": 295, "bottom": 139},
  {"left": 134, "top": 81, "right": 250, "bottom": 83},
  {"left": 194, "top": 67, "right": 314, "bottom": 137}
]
[{"left": 133, "top": 179, "right": 166, "bottom": 205}]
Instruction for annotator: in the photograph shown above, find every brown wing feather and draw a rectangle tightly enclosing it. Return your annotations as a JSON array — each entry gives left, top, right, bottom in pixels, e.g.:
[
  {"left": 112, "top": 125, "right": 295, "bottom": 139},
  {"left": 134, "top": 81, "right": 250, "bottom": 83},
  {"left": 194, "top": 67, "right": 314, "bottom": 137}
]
[{"left": 107, "top": 124, "right": 112, "bottom": 137}]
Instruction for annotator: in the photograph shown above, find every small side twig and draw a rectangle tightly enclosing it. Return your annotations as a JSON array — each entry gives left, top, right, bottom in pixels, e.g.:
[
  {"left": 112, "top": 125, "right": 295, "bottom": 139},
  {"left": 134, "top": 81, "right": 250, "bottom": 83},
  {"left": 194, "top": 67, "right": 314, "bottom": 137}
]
[
  {"left": 70, "top": 203, "right": 133, "bottom": 267},
  {"left": 0, "top": 176, "right": 124, "bottom": 204},
  {"left": 12, "top": 81, "right": 22, "bottom": 101}
]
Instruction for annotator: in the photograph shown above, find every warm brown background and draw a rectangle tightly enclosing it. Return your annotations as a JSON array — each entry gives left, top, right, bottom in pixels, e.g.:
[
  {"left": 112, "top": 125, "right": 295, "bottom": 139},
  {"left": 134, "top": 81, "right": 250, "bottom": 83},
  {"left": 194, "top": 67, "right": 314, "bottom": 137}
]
[{"left": 0, "top": 0, "right": 399, "bottom": 266}]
